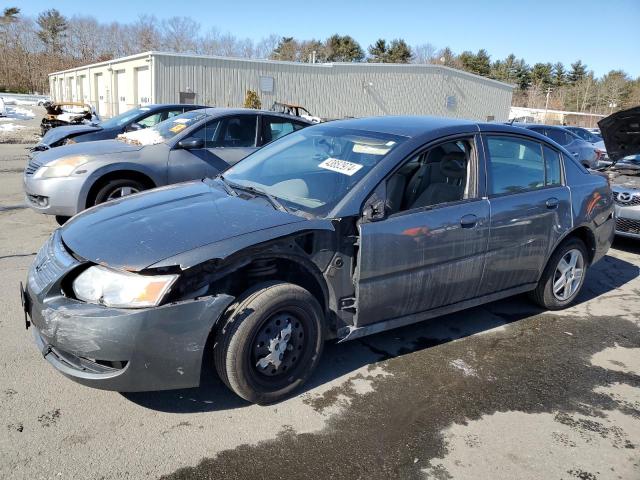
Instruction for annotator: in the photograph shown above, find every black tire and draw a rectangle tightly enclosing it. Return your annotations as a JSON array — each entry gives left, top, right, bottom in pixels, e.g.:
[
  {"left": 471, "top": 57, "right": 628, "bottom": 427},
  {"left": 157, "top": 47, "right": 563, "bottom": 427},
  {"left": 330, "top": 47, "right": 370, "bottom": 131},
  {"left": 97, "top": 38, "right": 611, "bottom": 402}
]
[
  {"left": 92, "top": 179, "right": 146, "bottom": 206},
  {"left": 530, "top": 237, "right": 588, "bottom": 310},
  {"left": 55, "top": 215, "right": 70, "bottom": 226},
  {"left": 213, "top": 281, "right": 324, "bottom": 404}
]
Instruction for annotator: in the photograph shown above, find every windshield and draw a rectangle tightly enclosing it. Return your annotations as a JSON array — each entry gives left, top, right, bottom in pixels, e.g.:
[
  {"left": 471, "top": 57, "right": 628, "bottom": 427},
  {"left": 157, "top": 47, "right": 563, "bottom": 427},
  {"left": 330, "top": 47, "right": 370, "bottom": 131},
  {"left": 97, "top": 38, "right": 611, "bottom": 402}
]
[
  {"left": 223, "top": 125, "right": 406, "bottom": 217},
  {"left": 100, "top": 107, "right": 151, "bottom": 129},
  {"left": 569, "top": 127, "right": 600, "bottom": 143},
  {"left": 116, "top": 110, "right": 208, "bottom": 146}
]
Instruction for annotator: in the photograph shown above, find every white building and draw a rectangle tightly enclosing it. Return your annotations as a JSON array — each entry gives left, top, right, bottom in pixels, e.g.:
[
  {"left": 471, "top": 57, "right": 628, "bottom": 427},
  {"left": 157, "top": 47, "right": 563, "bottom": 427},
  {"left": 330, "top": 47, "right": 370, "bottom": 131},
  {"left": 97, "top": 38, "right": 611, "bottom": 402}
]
[
  {"left": 49, "top": 51, "right": 514, "bottom": 121},
  {"left": 509, "top": 106, "right": 605, "bottom": 127}
]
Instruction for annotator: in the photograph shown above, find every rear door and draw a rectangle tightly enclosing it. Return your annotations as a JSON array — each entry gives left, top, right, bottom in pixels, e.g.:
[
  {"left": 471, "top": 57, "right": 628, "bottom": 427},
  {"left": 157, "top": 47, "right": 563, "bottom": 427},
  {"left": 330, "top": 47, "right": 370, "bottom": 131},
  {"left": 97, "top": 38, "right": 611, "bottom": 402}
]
[
  {"left": 354, "top": 135, "right": 490, "bottom": 327},
  {"left": 478, "top": 133, "right": 572, "bottom": 295}
]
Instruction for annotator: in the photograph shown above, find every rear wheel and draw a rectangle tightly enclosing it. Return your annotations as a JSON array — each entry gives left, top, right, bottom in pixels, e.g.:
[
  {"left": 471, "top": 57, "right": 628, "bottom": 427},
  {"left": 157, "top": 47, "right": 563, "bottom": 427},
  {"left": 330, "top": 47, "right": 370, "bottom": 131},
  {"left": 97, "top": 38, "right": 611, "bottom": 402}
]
[
  {"left": 213, "top": 281, "right": 324, "bottom": 404},
  {"left": 93, "top": 179, "right": 145, "bottom": 206},
  {"left": 530, "top": 238, "right": 588, "bottom": 310}
]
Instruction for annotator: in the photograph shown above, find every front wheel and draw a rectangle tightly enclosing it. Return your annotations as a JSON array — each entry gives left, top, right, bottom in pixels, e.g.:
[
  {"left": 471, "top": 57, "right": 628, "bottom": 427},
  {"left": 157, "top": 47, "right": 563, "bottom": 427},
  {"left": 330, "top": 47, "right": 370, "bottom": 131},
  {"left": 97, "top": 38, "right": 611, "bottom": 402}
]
[
  {"left": 93, "top": 179, "right": 146, "bottom": 206},
  {"left": 530, "top": 238, "right": 588, "bottom": 310},
  {"left": 213, "top": 281, "right": 324, "bottom": 404}
]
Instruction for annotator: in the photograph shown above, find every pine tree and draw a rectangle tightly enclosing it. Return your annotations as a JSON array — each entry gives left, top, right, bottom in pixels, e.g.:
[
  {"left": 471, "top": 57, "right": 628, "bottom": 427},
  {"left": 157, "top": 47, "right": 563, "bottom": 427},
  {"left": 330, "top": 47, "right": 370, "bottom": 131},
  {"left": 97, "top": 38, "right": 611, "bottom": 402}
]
[
  {"left": 386, "top": 39, "right": 412, "bottom": 63},
  {"left": 36, "top": 9, "right": 68, "bottom": 54},
  {"left": 553, "top": 62, "right": 566, "bottom": 87},
  {"left": 325, "top": 34, "right": 364, "bottom": 62},
  {"left": 568, "top": 60, "right": 587, "bottom": 84},
  {"left": 367, "top": 39, "right": 387, "bottom": 63}
]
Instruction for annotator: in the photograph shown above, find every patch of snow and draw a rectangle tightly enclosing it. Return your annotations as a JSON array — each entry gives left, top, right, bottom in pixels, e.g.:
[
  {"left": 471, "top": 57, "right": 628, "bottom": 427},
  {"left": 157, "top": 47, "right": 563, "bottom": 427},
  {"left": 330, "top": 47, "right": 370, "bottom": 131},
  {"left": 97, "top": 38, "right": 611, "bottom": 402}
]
[
  {"left": 0, "top": 123, "right": 25, "bottom": 133},
  {"left": 449, "top": 358, "right": 478, "bottom": 377},
  {"left": 117, "top": 128, "right": 164, "bottom": 146}
]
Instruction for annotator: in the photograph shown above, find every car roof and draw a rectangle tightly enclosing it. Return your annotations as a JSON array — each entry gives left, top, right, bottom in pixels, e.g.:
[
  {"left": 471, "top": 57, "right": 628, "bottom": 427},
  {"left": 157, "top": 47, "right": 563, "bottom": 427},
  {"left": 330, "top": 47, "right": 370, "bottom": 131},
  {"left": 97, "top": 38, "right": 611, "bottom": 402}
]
[
  {"left": 142, "top": 103, "right": 209, "bottom": 110},
  {"left": 322, "top": 116, "right": 479, "bottom": 138},
  {"left": 189, "top": 107, "right": 312, "bottom": 123}
]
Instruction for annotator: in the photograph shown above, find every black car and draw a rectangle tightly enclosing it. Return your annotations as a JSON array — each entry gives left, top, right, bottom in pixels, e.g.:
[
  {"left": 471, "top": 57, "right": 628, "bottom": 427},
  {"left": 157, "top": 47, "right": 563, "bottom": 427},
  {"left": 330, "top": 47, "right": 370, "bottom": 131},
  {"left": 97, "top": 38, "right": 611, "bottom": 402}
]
[
  {"left": 34, "top": 104, "right": 207, "bottom": 150},
  {"left": 23, "top": 116, "right": 614, "bottom": 404}
]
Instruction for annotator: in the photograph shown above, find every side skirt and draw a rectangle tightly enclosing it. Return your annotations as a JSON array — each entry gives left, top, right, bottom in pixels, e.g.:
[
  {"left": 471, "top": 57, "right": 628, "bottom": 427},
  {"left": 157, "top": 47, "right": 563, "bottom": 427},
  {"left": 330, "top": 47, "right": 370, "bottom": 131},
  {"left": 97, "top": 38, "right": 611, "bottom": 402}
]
[{"left": 337, "top": 283, "right": 537, "bottom": 342}]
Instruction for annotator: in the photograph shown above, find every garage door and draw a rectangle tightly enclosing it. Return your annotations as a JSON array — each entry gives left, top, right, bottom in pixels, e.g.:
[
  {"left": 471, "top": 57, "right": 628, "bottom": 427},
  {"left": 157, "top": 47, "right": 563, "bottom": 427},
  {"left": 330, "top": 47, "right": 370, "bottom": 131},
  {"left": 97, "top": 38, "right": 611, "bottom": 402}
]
[
  {"left": 95, "top": 73, "right": 107, "bottom": 116},
  {"left": 115, "top": 70, "right": 128, "bottom": 114},
  {"left": 81, "top": 76, "right": 89, "bottom": 103},
  {"left": 135, "top": 66, "right": 151, "bottom": 105}
]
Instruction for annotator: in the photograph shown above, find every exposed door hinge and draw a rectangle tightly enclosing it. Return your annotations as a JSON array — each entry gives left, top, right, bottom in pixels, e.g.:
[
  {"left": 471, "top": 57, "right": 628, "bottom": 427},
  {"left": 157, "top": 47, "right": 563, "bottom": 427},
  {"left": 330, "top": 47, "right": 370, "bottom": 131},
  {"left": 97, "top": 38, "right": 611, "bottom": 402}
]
[{"left": 339, "top": 296, "right": 357, "bottom": 313}]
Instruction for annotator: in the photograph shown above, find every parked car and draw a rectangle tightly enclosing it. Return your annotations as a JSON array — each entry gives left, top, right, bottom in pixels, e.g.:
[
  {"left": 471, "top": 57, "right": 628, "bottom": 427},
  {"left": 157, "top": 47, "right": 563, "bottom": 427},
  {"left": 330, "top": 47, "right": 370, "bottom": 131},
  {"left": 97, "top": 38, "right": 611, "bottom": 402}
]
[
  {"left": 23, "top": 108, "right": 311, "bottom": 224},
  {"left": 598, "top": 106, "right": 640, "bottom": 239},
  {"left": 516, "top": 124, "right": 600, "bottom": 169},
  {"left": 34, "top": 104, "right": 207, "bottom": 150},
  {"left": 40, "top": 102, "right": 97, "bottom": 135},
  {"left": 21, "top": 116, "right": 614, "bottom": 403},
  {"left": 564, "top": 126, "right": 608, "bottom": 158}
]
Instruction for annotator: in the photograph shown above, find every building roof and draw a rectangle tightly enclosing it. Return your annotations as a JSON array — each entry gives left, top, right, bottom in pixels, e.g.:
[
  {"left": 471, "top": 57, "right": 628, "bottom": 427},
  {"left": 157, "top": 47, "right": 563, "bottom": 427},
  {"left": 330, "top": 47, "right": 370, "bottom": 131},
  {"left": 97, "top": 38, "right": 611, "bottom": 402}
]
[{"left": 49, "top": 51, "right": 514, "bottom": 90}]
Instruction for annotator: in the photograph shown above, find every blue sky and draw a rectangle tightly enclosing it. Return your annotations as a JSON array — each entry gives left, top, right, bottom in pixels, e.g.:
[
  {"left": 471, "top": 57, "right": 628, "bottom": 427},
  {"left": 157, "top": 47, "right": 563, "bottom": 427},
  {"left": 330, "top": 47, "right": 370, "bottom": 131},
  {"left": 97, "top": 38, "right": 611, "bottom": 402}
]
[{"left": 12, "top": 0, "right": 640, "bottom": 77}]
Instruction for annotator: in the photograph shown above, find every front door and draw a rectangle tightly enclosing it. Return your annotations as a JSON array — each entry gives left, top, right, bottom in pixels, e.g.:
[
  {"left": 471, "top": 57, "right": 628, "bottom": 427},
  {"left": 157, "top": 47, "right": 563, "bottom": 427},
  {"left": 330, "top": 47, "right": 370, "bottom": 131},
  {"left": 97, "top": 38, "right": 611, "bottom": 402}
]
[
  {"left": 478, "top": 134, "right": 572, "bottom": 295},
  {"left": 354, "top": 136, "right": 490, "bottom": 327},
  {"left": 167, "top": 115, "right": 259, "bottom": 183}
]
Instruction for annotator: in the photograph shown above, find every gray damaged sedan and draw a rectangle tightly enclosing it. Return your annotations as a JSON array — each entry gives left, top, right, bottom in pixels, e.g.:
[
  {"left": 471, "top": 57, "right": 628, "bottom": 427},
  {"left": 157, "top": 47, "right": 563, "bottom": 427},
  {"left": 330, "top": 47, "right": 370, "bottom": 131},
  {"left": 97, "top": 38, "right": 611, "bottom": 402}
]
[
  {"left": 21, "top": 116, "right": 614, "bottom": 403},
  {"left": 23, "top": 108, "right": 311, "bottom": 224}
]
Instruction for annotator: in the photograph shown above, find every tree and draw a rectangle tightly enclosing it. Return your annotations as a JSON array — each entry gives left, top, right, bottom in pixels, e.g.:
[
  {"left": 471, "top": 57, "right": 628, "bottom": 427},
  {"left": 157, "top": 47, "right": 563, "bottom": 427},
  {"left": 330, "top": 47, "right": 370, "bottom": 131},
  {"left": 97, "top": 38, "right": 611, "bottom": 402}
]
[
  {"left": 270, "top": 36, "right": 298, "bottom": 61},
  {"left": 36, "top": 9, "right": 67, "bottom": 54},
  {"left": 1, "top": 6, "right": 20, "bottom": 24},
  {"left": 162, "top": 16, "right": 199, "bottom": 53},
  {"left": 459, "top": 49, "right": 490, "bottom": 76},
  {"left": 531, "top": 63, "right": 554, "bottom": 90},
  {"left": 386, "top": 39, "right": 412, "bottom": 63},
  {"left": 367, "top": 38, "right": 411, "bottom": 63},
  {"left": 435, "top": 47, "right": 457, "bottom": 67},
  {"left": 299, "top": 39, "right": 326, "bottom": 63},
  {"left": 568, "top": 60, "right": 587, "bottom": 84},
  {"left": 325, "top": 34, "right": 364, "bottom": 62},
  {"left": 600, "top": 70, "right": 631, "bottom": 112},
  {"left": 412, "top": 43, "right": 436, "bottom": 64},
  {"left": 367, "top": 38, "right": 387, "bottom": 63},
  {"left": 553, "top": 62, "right": 566, "bottom": 87},
  {"left": 243, "top": 90, "right": 261, "bottom": 109}
]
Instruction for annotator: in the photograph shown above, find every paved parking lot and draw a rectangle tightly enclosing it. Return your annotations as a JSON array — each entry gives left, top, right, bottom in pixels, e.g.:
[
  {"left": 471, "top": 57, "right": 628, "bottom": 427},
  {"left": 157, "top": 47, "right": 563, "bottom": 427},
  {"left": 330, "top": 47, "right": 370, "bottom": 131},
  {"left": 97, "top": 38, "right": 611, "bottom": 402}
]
[{"left": 1, "top": 141, "right": 639, "bottom": 480}]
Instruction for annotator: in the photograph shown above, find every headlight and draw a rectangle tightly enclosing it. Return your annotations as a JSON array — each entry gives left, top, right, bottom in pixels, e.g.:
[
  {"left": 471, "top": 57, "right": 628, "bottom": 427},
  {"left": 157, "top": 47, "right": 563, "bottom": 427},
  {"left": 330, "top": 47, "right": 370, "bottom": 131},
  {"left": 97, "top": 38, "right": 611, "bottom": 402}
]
[
  {"left": 39, "top": 155, "right": 88, "bottom": 178},
  {"left": 72, "top": 265, "right": 178, "bottom": 308}
]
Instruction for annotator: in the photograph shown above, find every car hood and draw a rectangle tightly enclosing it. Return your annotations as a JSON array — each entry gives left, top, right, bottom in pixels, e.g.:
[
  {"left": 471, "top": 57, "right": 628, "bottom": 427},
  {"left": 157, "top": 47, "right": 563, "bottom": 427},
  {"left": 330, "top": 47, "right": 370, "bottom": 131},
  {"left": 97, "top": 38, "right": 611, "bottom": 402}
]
[
  {"left": 39, "top": 124, "right": 102, "bottom": 146},
  {"left": 33, "top": 139, "right": 144, "bottom": 165},
  {"left": 60, "top": 180, "right": 306, "bottom": 271},
  {"left": 598, "top": 106, "right": 640, "bottom": 161}
]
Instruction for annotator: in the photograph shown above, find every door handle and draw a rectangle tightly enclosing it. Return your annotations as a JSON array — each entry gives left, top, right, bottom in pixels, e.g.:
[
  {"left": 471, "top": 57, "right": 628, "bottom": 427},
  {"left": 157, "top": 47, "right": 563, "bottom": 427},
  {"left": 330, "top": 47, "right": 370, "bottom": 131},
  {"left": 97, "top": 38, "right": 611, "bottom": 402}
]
[
  {"left": 546, "top": 198, "right": 559, "bottom": 209},
  {"left": 460, "top": 214, "right": 478, "bottom": 228}
]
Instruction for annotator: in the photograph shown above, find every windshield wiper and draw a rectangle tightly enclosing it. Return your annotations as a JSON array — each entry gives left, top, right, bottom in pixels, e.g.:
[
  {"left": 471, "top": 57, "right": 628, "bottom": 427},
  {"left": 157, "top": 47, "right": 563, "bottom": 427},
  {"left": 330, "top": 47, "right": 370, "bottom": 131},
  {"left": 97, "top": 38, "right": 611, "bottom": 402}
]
[
  {"left": 216, "top": 175, "right": 238, "bottom": 197},
  {"left": 224, "top": 179, "right": 289, "bottom": 213}
]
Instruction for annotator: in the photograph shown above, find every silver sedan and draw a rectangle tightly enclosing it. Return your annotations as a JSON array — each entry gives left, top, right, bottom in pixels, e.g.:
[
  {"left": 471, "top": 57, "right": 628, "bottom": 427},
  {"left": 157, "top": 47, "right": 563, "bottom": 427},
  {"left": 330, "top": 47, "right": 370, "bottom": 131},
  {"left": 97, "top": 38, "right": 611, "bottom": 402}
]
[{"left": 23, "top": 108, "right": 310, "bottom": 224}]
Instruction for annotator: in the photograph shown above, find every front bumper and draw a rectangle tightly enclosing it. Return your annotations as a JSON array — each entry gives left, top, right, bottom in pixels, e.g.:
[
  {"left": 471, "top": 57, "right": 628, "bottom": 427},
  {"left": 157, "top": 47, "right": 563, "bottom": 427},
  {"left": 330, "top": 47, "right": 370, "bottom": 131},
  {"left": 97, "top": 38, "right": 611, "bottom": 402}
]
[
  {"left": 23, "top": 171, "right": 86, "bottom": 217},
  {"left": 24, "top": 231, "right": 235, "bottom": 391}
]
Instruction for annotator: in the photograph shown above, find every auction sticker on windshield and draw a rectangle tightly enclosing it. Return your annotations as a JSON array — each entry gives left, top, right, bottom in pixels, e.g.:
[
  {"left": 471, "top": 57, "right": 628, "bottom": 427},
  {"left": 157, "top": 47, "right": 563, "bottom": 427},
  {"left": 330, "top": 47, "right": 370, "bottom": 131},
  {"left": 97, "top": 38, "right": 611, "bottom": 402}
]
[{"left": 318, "top": 158, "right": 363, "bottom": 176}]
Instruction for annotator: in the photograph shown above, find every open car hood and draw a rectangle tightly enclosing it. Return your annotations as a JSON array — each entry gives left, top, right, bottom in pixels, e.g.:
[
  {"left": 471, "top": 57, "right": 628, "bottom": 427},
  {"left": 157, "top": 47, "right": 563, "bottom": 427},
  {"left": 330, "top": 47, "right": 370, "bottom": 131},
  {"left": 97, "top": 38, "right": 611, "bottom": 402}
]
[{"left": 598, "top": 106, "right": 640, "bottom": 161}]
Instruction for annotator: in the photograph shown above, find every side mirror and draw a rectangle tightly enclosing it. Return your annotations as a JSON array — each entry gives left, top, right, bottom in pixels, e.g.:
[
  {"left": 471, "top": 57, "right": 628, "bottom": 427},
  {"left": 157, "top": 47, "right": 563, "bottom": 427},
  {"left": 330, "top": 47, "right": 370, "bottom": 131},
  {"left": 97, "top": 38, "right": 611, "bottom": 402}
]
[
  {"left": 125, "top": 122, "right": 143, "bottom": 132},
  {"left": 362, "top": 199, "right": 386, "bottom": 222},
  {"left": 177, "top": 137, "right": 205, "bottom": 150}
]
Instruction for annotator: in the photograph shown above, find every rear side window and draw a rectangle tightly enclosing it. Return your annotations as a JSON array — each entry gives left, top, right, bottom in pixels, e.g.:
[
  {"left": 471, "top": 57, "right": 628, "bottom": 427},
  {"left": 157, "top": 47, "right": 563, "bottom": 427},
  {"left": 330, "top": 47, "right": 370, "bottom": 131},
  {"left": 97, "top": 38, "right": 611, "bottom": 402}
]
[
  {"left": 486, "top": 136, "right": 545, "bottom": 195},
  {"left": 216, "top": 116, "right": 257, "bottom": 147},
  {"left": 543, "top": 146, "right": 562, "bottom": 186},
  {"left": 263, "top": 117, "right": 297, "bottom": 143},
  {"left": 546, "top": 128, "right": 572, "bottom": 146}
]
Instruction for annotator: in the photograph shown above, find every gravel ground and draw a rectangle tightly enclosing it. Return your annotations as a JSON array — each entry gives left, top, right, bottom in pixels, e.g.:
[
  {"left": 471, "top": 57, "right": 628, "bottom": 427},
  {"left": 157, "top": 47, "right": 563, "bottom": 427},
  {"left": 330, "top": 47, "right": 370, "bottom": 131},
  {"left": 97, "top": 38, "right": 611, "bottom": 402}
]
[{"left": 0, "top": 140, "right": 638, "bottom": 480}]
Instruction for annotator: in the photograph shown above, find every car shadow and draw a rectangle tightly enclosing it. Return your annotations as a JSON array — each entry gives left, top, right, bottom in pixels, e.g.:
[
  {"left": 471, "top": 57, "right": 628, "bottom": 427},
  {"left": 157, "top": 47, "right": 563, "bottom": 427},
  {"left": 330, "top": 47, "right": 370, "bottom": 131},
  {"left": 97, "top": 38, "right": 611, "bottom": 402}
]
[
  {"left": 611, "top": 236, "right": 640, "bottom": 255},
  {"left": 122, "top": 253, "right": 638, "bottom": 414}
]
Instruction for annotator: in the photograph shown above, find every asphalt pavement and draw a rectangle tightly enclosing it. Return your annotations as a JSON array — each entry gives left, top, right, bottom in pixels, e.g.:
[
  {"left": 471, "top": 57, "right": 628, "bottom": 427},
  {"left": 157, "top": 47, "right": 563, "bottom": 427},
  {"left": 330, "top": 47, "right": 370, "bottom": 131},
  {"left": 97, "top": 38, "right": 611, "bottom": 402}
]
[{"left": 0, "top": 140, "right": 639, "bottom": 480}]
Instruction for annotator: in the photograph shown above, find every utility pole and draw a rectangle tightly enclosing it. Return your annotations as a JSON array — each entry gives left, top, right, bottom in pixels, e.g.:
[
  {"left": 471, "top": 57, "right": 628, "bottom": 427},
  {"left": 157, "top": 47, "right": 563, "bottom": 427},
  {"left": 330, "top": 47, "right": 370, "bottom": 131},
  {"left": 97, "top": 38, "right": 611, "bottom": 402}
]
[{"left": 543, "top": 87, "right": 552, "bottom": 124}]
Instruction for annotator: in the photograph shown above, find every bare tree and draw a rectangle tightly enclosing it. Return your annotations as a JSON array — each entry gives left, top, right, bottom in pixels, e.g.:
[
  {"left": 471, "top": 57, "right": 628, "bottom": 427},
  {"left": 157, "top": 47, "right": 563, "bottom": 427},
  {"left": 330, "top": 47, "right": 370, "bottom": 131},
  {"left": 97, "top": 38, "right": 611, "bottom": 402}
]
[
  {"left": 412, "top": 43, "right": 437, "bottom": 64},
  {"left": 161, "top": 16, "right": 200, "bottom": 53}
]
